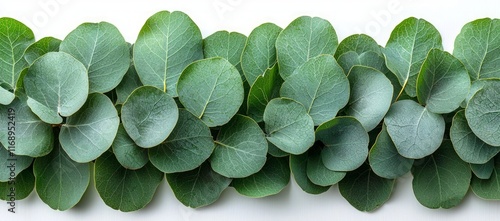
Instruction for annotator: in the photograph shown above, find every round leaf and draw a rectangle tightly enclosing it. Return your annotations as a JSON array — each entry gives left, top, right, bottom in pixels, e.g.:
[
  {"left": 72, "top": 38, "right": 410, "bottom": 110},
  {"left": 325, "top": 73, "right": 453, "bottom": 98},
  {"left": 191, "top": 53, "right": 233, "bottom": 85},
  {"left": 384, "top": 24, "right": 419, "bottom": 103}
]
[
  {"left": 264, "top": 98, "right": 315, "bottom": 155},
  {"left": 177, "top": 58, "right": 243, "bottom": 127},
  {"left": 306, "top": 148, "right": 346, "bottom": 186},
  {"left": 290, "top": 153, "right": 330, "bottom": 194},
  {"left": 0, "top": 145, "right": 33, "bottom": 182},
  {"left": 334, "top": 34, "right": 382, "bottom": 58},
  {"left": 24, "top": 36, "right": 61, "bottom": 65},
  {"left": 24, "top": 52, "right": 89, "bottom": 124},
  {"left": 112, "top": 124, "right": 149, "bottom": 170},
  {"left": 280, "top": 54, "right": 349, "bottom": 125},
  {"left": 203, "top": 31, "right": 247, "bottom": 75},
  {"left": 471, "top": 156, "right": 500, "bottom": 199},
  {"left": 337, "top": 51, "right": 386, "bottom": 74},
  {"left": 0, "top": 165, "right": 34, "bottom": 201},
  {"left": 121, "top": 86, "right": 179, "bottom": 148},
  {"left": 247, "top": 64, "right": 282, "bottom": 122},
  {"left": 471, "top": 160, "right": 494, "bottom": 180}
]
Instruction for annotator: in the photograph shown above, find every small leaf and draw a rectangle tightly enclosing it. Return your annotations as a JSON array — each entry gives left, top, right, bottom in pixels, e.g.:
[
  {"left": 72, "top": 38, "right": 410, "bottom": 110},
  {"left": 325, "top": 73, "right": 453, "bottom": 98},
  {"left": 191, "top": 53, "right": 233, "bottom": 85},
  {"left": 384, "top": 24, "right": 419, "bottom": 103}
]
[
  {"left": 0, "top": 88, "right": 15, "bottom": 105},
  {"left": 112, "top": 124, "right": 149, "bottom": 170},
  {"left": 450, "top": 110, "right": 499, "bottom": 164},
  {"left": 384, "top": 100, "right": 445, "bottom": 159},
  {"left": 471, "top": 159, "right": 494, "bottom": 180},
  {"left": 345, "top": 66, "right": 393, "bottom": 131},
  {"left": 247, "top": 65, "right": 282, "bottom": 122},
  {"left": 316, "top": 117, "right": 369, "bottom": 172},
  {"left": 412, "top": 141, "right": 471, "bottom": 209},
  {"left": 384, "top": 17, "right": 442, "bottom": 97},
  {"left": 232, "top": 156, "right": 290, "bottom": 198},
  {"left": 306, "top": 148, "right": 346, "bottom": 186},
  {"left": 166, "top": 162, "right": 231, "bottom": 208},
  {"left": 471, "top": 156, "right": 500, "bottom": 199},
  {"left": 177, "top": 58, "right": 243, "bottom": 127},
  {"left": 337, "top": 51, "right": 386, "bottom": 74},
  {"left": 339, "top": 163, "right": 395, "bottom": 212},
  {"left": 241, "top": 23, "right": 282, "bottom": 85},
  {"left": 290, "top": 153, "right": 330, "bottom": 194},
  {"left": 121, "top": 86, "right": 179, "bottom": 148},
  {"left": 267, "top": 141, "right": 289, "bottom": 158},
  {"left": 211, "top": 115, "right": 267, "bottom": 178},
  {"left": 60, "top": 93, "right": 119, "bottom": 163},
  {"left": 33, "top": 144, "right": 90, "bottom": 211},
  {"left": 95, "top": 152, "right": 163, "bottom": 212},
  {"left": 203, "top": 31, "right": 247, "bottom": 75},
  {"left": 134, "top": 11, "right": 203, "bottom": 96},
  {"left": 280, "top": 54, "right": 349, "bottom": 125},
  {"left": 334, "top": 34, "right": 382, "bottom": 58},
  {"left": 276, "top": 16, "right": 338, "bottom": 79},
  {"left": 0, "top": 165, "right": 34, "bottom": 201},
  {"left": 24, "top": 37, "right": 61, "bottom": 65},
  {"left": 149, "top": 109, "right": 214, "bottom": 173},
  {"left": 264, "top": 98, "right": 315, "bottom": 155},
  {"left": 115, "top": 65, "right": 142, "bottom": 104},
  {"left": 416, "top": 49, "right": 470, "bottom": 114},
  {"left": 24, "top": 52, "right": 89, "bottom": 124},
  {"left": 0, "top": 145, "right": 33, "bottom": 182}
]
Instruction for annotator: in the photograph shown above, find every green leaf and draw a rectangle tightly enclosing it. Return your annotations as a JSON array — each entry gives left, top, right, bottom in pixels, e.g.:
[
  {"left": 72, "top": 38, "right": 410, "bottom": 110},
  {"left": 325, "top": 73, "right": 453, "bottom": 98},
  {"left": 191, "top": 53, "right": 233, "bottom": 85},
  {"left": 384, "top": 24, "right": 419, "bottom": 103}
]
[
  {"left": 166, "top": 162, "right": 231, "bottom": 208},
  {"left": 177, "top": 57, "right": 243, "bottom": 127},
  {"left": 345, "top": 66, "right": 393, "bottom": 131},
  {"left": 465, "top": 80, "right": 500, "bottom": 146},
  {"left": 149, "top": 109, "right": 214, "bottom": 173},
  {"left": 94, "top": 151, "right": 163, "bottom": 212},
  {"left": 241, "top": 23, "right": 282, "bottom": 85},
  {"left": 203, "top": 31, "right": 247, "bottom": 75},
  {"left": 416, "top": 49, "right": 470, "bottom": 114},
  {"left": 290, "top": 153, "right": 330, "bottom": 194},
  {"left": 112, "top": 124, "right": 149, "bottom": 170},
  {"left": 316, "top": 117, "right": 369, "bottom": 172},
  {"left": 24, "top": 37, "right": 61, "bottom": 65},
  {"left": 267, "top": 141, "right": 289, "bottom": 158},
  {"left": 450, "top": 110, "right": 499, "bottom": 164},
  {"left": 334, "top": 34, "right": 382, "bottom": 58},
  {"left": 306, "top": 148, "right": 346, "bottom": 186},
  {"left": 412, "top": 141, "right": 471, "bottom": 209},
  {"left": 462, "top": 79, "right": 488, "bottom": 108},
  {"left": 24, "top": 52, "right": 89, "bottom": 124},
  {"left": 384, "top": 100, "right": 445, "bottom": 159},
  {"left": 0, "top": 165, "right": 34, "bottom": 201},
  {"left": 453, "top": 18, "right": 500, "bottom": 80},
  {"left": 280, "top": 54, "right": 349, "bottom": 125},
  {"left": 232, "top": 156, "right": 290, "bottom": 198},
  {"left": 34, "top": 144, "right": 90, "bottom": 211},
  {"left": 60, "top": 22, "right": 129, "bottom": 93},
  {"left": 115, "top": 64, "right": 142, "bottom": 104},
  {"left": 337, "top": 51, "right": 385, "bottom": 74},
  {"left": 0, "top": 145, "right": 33, "bottom": 182},
  {"left": 264, "top": 98, "right": 315, "bottom": 155},
  {"left": 369, "top": 126, "right": 414, "bottom": 179},
  {"left": 247, "top": 65, "right": 282, "bottom": 122},
  {"left": 133, "top": 11, "right": 203, "bottom": 96},
  {"left": 0, "top": 17, "right": 35, "bottom": 104},
  {"left": 339, "top": 163, "right": 395, "bottom": 212},
  {"left": 211, "top": 115, "right": 267, "bottom": 178},
  {"left": 121, "top": 86, "right": 179, "bottom": 148},
  {"left": 471, "top": 156, "right": 500, "bottom": 199},
  {"left": 471, "top": 159, "right": 494, "bottom": 180},
  {"left": 0, "top": 95, "right": 53, "bottom": 157},
  {"left": 384, "top": 17, "right": 442, "bottom": 97},
  {"left": 276, "top": 16, "right": 338, "bottom": 79},
  {"left": 60, "top": 93, "right": 119, "bottom": 163}
]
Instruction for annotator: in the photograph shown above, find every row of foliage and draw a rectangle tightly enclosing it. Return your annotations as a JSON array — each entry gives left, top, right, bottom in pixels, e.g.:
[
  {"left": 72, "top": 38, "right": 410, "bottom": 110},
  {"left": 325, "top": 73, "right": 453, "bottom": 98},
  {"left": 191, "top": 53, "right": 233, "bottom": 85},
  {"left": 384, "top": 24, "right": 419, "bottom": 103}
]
[{"left": 1, "top": 11, "right": 500, "bottom": 212}]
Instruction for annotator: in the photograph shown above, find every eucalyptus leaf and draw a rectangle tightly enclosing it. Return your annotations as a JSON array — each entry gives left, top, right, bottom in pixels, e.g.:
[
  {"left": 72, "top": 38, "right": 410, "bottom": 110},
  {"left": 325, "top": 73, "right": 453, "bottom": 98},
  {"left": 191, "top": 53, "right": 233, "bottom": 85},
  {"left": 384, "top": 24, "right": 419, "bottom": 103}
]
[
  {"left": 24, "top": 37, "right": 61, "bottom": 65},
  {"left": 264, "top": 98, "right": 315, "bottom": 155},
  {"left": 95, "top": 151, "right": 163, "bottom": 212},
  {"left": 247, "top": 65, "right": 282, "bottom": 122},
  {"left": 203, "top": 31, "right": 246, "bottom": 75},
  {"left": 121, "top": 86, "right": 179, "bottom": 148},
  {"left": 267, "top": 141, "right": 289, "bottom": 158},
  {"left": 276, "top": 16, "right": 338, "bottom": 79},
  {"left": 166, "top": 162, "right": 231, "bottom": 208},
  {"left": 471, "top": 159, "right": 494, "bottom": 180},
  {"left": 471, "top": 156, "right": 500, "bottom": 199},
  {"left": 290, "top": 153, "right": 330, "bottom": 194},
  {"left": 334, "top": 34, "right": 382, "bottom": 58},
  {"left": 133, "top": 11, "right": 203, "bottom": 96},
  {"left": 24, "top": 52, "right": 89, "bottom": 124},
  {"left": 0, "top": 87, "right": 15, "bottom": 105},
  {"left": 280, "top": 54, "right": 349, "bottom": 125},
  {"left": 0, "top": 165, "right": 34, "bottom": 201},
  {"left": 337, "top": 51, "right": 386, "bottom": 75},
  {"left": 0, "top": 145, "right": 33, "bottom": 182},
  {"left": 307, "top": 148, "right": 346, "bottom": 186},
  {"left": 177, "top": 58, "right": 243, "bottom": 127},
  {"left": 115, "top": 64, "right": 142, "bottom": 104},
  {"left": 112, "top": 124, "right": 149, "bottom": 170}
]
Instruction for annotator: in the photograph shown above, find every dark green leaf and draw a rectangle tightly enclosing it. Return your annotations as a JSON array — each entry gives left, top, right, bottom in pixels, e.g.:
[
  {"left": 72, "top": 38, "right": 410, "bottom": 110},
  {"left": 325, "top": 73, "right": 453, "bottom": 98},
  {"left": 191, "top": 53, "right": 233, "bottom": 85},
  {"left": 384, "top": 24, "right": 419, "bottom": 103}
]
[
  {"left": 0, "top": 165, "right": 34, "bottom": 201},
  {"left": 471, "top": 159, "right": 494, "bottom": 180},
  {"left": 247, "top": 65, "right": 282, "bottom": 122},
  {"left": 290, "top": 153, "right": 330, "bottom": 194},
  {"left": 306, "top": 148, "right": 346, "bottom": 186},
  {"left": 115, "top": 65, "right": 142, "bottom": 104},
  {"left": 334, "top": 34, "right": 382, "bottom": 58},
  {"left": 112, "top": 124, "right": 149, "bottom": 170},
  {"left": 471, "top": 156, "right": 500, "bottom": 199},
  {"left": 24, "top": 37, "right": 61, "bottom": 65}
]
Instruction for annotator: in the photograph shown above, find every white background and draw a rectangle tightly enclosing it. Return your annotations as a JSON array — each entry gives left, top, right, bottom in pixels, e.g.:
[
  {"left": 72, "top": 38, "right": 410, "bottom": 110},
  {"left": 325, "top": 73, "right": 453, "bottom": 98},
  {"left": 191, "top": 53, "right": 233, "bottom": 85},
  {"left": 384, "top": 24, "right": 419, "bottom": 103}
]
[{"left": 2, "top": 0, "right": 500, "bottom": 220}]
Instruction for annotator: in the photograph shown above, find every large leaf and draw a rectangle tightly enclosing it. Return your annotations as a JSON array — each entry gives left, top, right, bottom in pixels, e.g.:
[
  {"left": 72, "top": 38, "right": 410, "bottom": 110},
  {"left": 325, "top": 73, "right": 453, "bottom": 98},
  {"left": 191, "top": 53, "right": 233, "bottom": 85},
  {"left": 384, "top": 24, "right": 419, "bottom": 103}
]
[
  {"left": 384, "top": 100, "right": 445, "bottom": 159},
  {"left": 60, "top": 93, "right": 119, "bottom": 163},
  {"left": 345, "top": 66, "right": 393, "bottom": 131},
  {"left": 33, "top": 144, "right": 90, "bottom": 211},
  {"left": 0, "top": 145, "right": 32, "bottom": 182},
  {"left": 471, "top": 156, "right": 500, "bottom": 199},
  {"left": 280, "top": 55, "right": 349, "bottom": 125},
  {"left": 149, "top": 109, "right": 214, "bottom": 173},
  {"left": 0, "top": 17, "right": 35, "bottom": 104},
  {"left": 247, "top": 65, "right": 282, "bottom": 122},
  {"left": 94, "top": 152, "right": 163, "bottom": 212},
  {"left": 166, "top": 162, "right": 231, "bottom": 208},
  {"left": 24, "top": 37, "right": 61, "bottom": 65},
  {"left": 121, "top": 86, "right": 179, "bottom": 148},
  {"left": 465, "top": 80, "right": 500, "bottom": 146},
  {"left": 316, "top": 117, "right": 369, "bottom": 172},
  {"left": 24, "top": 52, "right": 89, "bottom": 124},
  {"left": 290, "top": 153, "right": 330, "bottom": 194},
  {"left": 276, "top": 16, "right": 338, "bottom": 79},
  {"left": 211, "top": 115, "right": 267, "bottom": 178},
  {"left": 177, "top": 58, "right": 243, "bottom": 127},
  {"left": 451, "top": 110, "right": 499, "bottom": 164},
  {"left": 232, "top": 156, "right": 290, "bottom": 198},
  {"left": 416, "top": 49, "right": 470, "bottom": 114},
  {"left": 306, "top": 148, "right": 346, "bottom": 186},
  {"left": 412, "top": 141, "right": 472, "bottom": 209},
  {"left": 264, "top": 98, "right": 315, "bottom": 155},
  {"left": 133, "top": 11, "right": 203, "bottom": 96},
  {"left": 453, "top": 18, "right": 500, "bottom": 80},
  {"left": 339, "top": 163, "right": 395, "bottom": 212},
  {"left": 384, "top": 17, "right": 442, "bottom": 97},
  {"left": 203, "top": 31, "right": 246, "bottom": 75},
  {"left": 241, "top": 23, "right": 282, "bottom": 85},
  {"left": 0, "top": 165, "right": 34, "bottom": 201},
  {"left": 112, "top": 124, "right": 148, "bottom": 170},
  {"left": 334, "top": 34, "right": 382, "bottom": 58}
]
